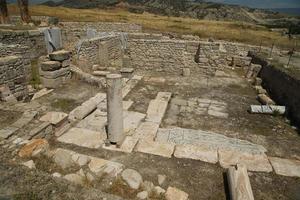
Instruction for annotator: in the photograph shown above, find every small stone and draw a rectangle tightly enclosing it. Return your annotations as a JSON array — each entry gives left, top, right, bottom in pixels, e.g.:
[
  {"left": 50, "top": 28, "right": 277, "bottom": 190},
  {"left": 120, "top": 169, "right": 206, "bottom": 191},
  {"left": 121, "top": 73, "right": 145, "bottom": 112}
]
[
  {"left": 52, "top": 172, "right": 62, "bottom": 177},
  {"left": 142, "top": 181, "right": 154, "bottom": 193},
  {"left": 121, "top": 169, "right": 143, "bottom": 190},
  {"left": 137, "top": 191, "right": 148, "bottom": 200},
  {"left": 157, "top": 174, "right": 166, "bottom": 186},
  {"left": 165, "top": 187, "right": 188, "bottom": 200},
  {"left": 53, "top": 148, "right": 75, "bottom": 169},
  {"left": 40, "top": 61, "right": 61, "bottom": 71},
  {"left": 64, "top": 173, "right": 85, "bottom": 186},
  {"left": 49, "top": 50, "right": 70, "bottom": 61},
  {"left": 22, "top": 160, "right": 36, "bottom": 169},
  {"left": 154, "top": 186, "right": 166, "bottom": 195},
  {"left": 86, "top": 172, "right": 96, "bottom": 183}
]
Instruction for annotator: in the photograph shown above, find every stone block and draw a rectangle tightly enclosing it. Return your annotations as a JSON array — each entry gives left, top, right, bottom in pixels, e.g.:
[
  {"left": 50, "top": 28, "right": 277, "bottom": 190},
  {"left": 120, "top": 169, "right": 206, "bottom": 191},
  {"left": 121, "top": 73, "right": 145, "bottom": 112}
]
[
  {"left": 135, "top": 139, "right": 175, "bottom": 158},
  {"left": 39, "top": 112, "right": 68, "bottom": 127},
  {"left": 133, "top": 121, "right": 159, "bottom": 141},
  {"left": 269, "top": 157, "right": 300, "bottom": 178},
  {"left": 40, "top": 61, "right": 61, "bottom": 71},
  {"left": 92, "top": 71, "right": 111, "bottom": 76},
  {"left": 49, "top": 50, "right": 71, "bottom": 61},
  {"left": 40, "top": 67, "right": 70, "bottom": 79},
  {"left": 103, "top": 136, "right": 139, "bottom": 153}
]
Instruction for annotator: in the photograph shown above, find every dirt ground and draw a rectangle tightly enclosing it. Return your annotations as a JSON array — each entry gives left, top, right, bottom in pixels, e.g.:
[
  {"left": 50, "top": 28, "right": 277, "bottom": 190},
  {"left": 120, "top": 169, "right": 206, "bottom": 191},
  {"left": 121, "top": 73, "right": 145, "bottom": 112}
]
[{"left": 1, "top": 70, "right": 300, "bottom": 199}]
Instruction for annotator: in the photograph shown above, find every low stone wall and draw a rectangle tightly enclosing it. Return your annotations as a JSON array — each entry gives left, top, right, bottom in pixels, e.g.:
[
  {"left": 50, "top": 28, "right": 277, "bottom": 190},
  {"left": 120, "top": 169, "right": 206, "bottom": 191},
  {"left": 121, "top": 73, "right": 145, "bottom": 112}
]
[
  {"left": 0, "top": 29, "right": 47, "bottom": 59},
  {"left": 76, "top": 35, "right": 123, "bottom": 71},
  {"left": 250, "top": 52, "right": 300, "bottom": 127},
  {"left": 0, "top": 56, "right": 28, "bottom": 99}
]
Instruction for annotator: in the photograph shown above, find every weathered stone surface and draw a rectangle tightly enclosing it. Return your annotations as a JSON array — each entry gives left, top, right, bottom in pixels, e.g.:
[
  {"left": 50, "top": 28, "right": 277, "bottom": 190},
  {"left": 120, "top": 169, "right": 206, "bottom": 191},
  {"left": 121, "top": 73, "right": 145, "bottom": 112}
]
[
  {"left": 218, "top": 149, "right": 272, "bottom": 172},
  {"left": 135, "top": 140, "right": 175, "bottom": 158},
  {"left": 123, "top": 100, "right": 133, "bottom": 110},
  {"left": 269, "top": 157, "right": 300, "bottom": 177},
  {"left": 22, "top": 160, "right": 36, "bottom": 169},
  {"left": 103, "top": 136, "right": 139, "bottom": 153},
  {"left": 165, "top": 187, "right": 188, "bottom": 200},
  {"left": 0, "top": 127, "right": 19, "bottom": 139},
  {"left": 40, "top": 61, "right": 61, "bottom": 71},
  {"left": 142, "top": 181, "right": 155, "bottom": 193},
  {"left": 57, "top": 127, "right": 106, "bottom": 149},
  {"left": 40, "top": 111, "right": 68, "bottom": 126},
  {"left": 52, "top": 172, "right": 62, "bottom": 178},
  {"left": 146, "top": 100, "right": 169, "bottom": 124},
  {"left": 88, "top": 157, "right": 124, "bottom": 177},
  {"left": 174, "top": 144, "right": 218, "bottom": 164},
  {"left": 40, "top": 66, "right": 70, "bottom": 79},
  {"left": 133, "top": 121, "right": 159, "bottom": 141},
  {"left": 31, "top": 88, "right": 53, "bottom": 100},
  {"left": 208, "top": 109, "right": 229, "bottom": 118},
  {"left": 64, "top": 173, "right": 85, "bottom": 186},
  {"left": 154, "top": 186, "right": 166, "bottom": 195},
  {"left": 123, "top": 111, "right": 145, "bottom": 135},
  {"left": 92, "top": 71, "right": 110, "bottom": 76},
  {"left": 257, "top": 94, "right": 275, "bottom": 105},
  {"left": 75, "top": 109, "right": 107, "bottom": 132},
  {"left": 28, "top": 122, "right": 52, "bottom": 139},
  {"left": 18, "top": 139, "right": 49, "bottom": 158},
  {"left": 49, "top": 50, "right": 70, "bottom": 61},
  {"left": 249, "top": 105, "right": 285, "bottom": 115},
  {"left": 121, "top": 169, "right": 143, "bottom": 190},
  {"left": 53, "top": 148, "right": 75, "bottom": 169},
  {"left": 40, "top": 76, "right": 64, "bottom": 88},
  {"left": 71, "top": 153, "right": 91, "bottom": 166},
  {"left": 157, "top": 174, "right": 166, "bottom": 186},
  {"left": 137, "top": 191, "right": 148, "bottom": 200},
  {"left": 12, "top": 111, "right": 38, "bottom": 129}
]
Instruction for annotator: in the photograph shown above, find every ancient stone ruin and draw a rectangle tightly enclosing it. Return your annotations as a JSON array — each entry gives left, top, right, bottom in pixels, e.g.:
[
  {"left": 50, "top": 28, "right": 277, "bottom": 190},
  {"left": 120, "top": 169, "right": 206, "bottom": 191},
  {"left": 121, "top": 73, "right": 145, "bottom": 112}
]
[{"left": 0, "top": 18, "right": 300, "bottom": 200}]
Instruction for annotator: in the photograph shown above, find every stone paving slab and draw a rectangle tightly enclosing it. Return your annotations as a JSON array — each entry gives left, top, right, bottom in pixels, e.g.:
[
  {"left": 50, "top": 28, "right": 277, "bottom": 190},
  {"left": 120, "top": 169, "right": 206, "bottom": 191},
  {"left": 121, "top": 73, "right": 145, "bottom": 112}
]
[
  {"left": 123, "top": 111, "right": 145, "bottom": 135},
  {"left": 57, "top": 127, "right": 106, "bottom": 149},
  {"left": 0, "top": 127, "right": 19, "bottom": 139},
  {"left": 122, "top": 79, "right": 139, "bottom": 98},
  {"left": 133, "top": 121, "right": 159, "bottom": 141},
  {"left": 76, "top": 109, "right": 107, "bottom": 132},
  {"left": 146, "top": 100, "right": 169, "bottom": 124},
  {"left": 135, "top": 139, "right": 175, "bottom": 158},
  {"left": 174, "top": 144, "right": 218, "bottom": 164},
  {"left": 218, "top": 149, "right": 272, "bottom": 172},
  {"left": 103, "top": 136, "right": 139, "bottom": 153},
  {"left": 11, "top": 111, "right": 38, "bottom": 128},
  {"left": 40, "top": 112, "right": 68, "bottom": 126},
  {"left": 269, "top": 157, "right": 300, "bottom": 177}
]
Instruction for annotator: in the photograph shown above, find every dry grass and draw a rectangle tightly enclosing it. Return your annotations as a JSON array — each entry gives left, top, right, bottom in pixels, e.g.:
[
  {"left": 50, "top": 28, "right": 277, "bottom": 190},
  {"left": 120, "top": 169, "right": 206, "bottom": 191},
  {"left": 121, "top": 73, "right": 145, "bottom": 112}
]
[{"left": 8, "top": 4, "right": 299, "bottom": 50}]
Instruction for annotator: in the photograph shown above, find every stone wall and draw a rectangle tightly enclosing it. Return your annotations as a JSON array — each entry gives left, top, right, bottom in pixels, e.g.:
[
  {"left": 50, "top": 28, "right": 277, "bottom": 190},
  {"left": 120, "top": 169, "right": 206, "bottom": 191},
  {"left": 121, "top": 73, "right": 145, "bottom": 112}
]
[
  {"left": 0, "top": 29, "right": 47, "bottom": 59},
  {"left": 76, "top": 35, "right": 123, "bottom": 71},
  {"left": 0, "top": 56, "right": 28, "bottom": 99},
  {"left": 249, "top": 53, "right": 300, "bottom": 127}
]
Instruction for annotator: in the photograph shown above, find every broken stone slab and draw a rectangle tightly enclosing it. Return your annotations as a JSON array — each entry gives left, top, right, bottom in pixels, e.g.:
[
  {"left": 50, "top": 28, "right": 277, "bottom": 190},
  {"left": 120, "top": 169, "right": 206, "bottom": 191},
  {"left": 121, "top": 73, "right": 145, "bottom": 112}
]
[
  {"left": 133, "top": 121, "right": 159, "bottom": 141},
  {"left": 145, "top": 77, "right": 166, "bottom": 84},
  {"left": 135, "top": 139, "right": 175, "bottom": 158},
  {"left": 75, "top": 109, "right": 107, "bottom": 132},
  {"left": 49, "top": 50, "right": 71, "bottom": 61},
  {"left": 40, "top": 61, "right": 62, "bottom": 71},
  {"left": 28, "top": 122, "right": 53, "bottom": 140},
  {"left": 103, "top": 136, "right": 139, "bottom": 153},
  {"left": 257, "top": 94, "right": 275, "bottom": 105},
  {"left": 31, "top": 88, "right": 53, "bottom": 100},
  {"left": 249, "top": 105, "right": 286, "bottom": 115},
  {"left": 88, "top": 156, "right": 124, "bottom": 178},
  {"left": 0, "top": 127, "right": 19, "bottom": 139},
  {"left": 218, "top": 149, "right": 272, "bottom": 172},
  {"left": 174, "top": 144, "right": 218, "bottom": 164},
  {"left": 269, "top": 157, "right": 300, "bottom": 178},
  {"left": 18, "top": 139, "right": 49, "bottom": 158},
  {"left": 22, "top": 160, "right": 36, "bottom": 169},
  {"left": 121, "top": 168, "right": 143, "bottom": 190},
  {"left": 120, "top": 68, "right": 134, "bottom": 73},
  {"left": 165, "top": 187, "right": 189, "bottom": 200},
  {"left": 92, "top": 71, "right": 111, "bottom": 76},
  {"left": 57, "top": 127, "right": 106, "bottom": 149},
  {"left": 40, "top": 111, "right": 68, "bottom": 127},
  {"left": 39, "top": 67, "right": 70, "bottom": 79}
]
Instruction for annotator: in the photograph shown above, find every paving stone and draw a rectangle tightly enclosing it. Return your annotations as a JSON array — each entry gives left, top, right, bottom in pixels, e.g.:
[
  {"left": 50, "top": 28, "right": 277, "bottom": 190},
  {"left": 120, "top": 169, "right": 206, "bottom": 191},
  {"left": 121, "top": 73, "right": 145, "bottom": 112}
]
[
  {"left": 208, "top": 109, "right": 229, "bottom": 118},
  {"left": 18, "top": 139, "right": 49, "bottom": 158},
  {"left": 76, "top": 109, "right": 107, "bottom": 132},
  {"left": 122, "top": 79, "right": 139, "bottom": 98},
  {"left": 123, "top": 111, "right": 146, "bottom": 135},
  {"left": 103, "top": 136, "right": 139, "bottom": 153},
  {"left": 123, "top": 100, "right": 134, "bottom": 110},
  {"left": 92, "top": 71, "right": 111, "bottom": 76},
  {"left": 156, "top": 92, "right": 172, "bottom": 102},
  {"left": 57, "top": 127, "right": 106, "bottom": 149},
  {"left": 0, "top": 127, "right": 19, "bottom": 139},
  {"left": 174, "top": 144, "right": 218, "bottom": 164},
  {"left": 121, "top": 169, "right": 143, "bottom": 190},
  {"left": 49, "top": 50, "right": 71, "bottom": 61},
  {"left": 135, "top": 139, "right": 175, "bottom": 158},
  {"left": 165, "top": 187, "right": 188, "bottom": 200},
  {"left": 269, "top": 157, "right": 300, "bottom": 177},
  {"left": 31, "top": 88, "right": 54, "bottom": 100},
  {"left": 133, "top": 122, "right": 159, "bottom": 141},
  {"left": 218, "top": 149, "right": 272, "bottom": 172},
  {"left": 40, "top": 112, "right": 68, "bottom": 126}
]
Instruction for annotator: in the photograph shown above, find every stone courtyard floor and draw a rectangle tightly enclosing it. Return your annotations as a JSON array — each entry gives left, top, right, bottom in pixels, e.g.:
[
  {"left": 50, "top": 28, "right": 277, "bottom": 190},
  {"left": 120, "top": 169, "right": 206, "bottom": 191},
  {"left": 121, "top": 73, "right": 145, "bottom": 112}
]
[{"left": 0, "top": 68, "right": 300, "bottom": 199}]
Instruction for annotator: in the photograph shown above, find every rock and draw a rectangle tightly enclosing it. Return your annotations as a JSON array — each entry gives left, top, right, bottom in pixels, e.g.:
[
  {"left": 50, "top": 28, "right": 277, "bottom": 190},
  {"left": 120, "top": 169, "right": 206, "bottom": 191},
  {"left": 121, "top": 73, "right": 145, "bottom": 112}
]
[
  {"left": 52, "top": 172, "right": 62, "bottom": 178},
  {"left": 64, "top": 173, "right": 85, "bottom": 186},
  {"left": 53, "top": 148, "right": 75, "bottom": 169},
  {"left": 121, "top": 169, "right": 143, "bottom": 190},
  {"left": 22, "top": 160, "right": 36, "bottom": 169},
  {"left": 18, "top": 139, "right": 49, "bottom": 158},
  {"left": 39, "top": 66, "right": 70, "bottom": 79},
  {"left": 257, "top": 94, "right": 275, "bottom": 105},
  {"left": 165, "top": 187, "right": 188, "bottom": 200},
  {"left": 92, "top": 71, "right": 111, "bottom": 76},
  {"left": 137, "top": 191, "right": 148, "bottom": 200},
  {"left": 142, "top": 181, "right": 154, "bottom": 193},
  {"left": 154, "top": 186, "right": 166, "bottom": 195},
  {"left": 182, "top": 68, "right": 190, "bottom": 77},
  {"left": 157, "top": 174, "right": 166, "bottom": 186},
  {"left": 88, "top": 157, "right": 124, "bottom": 178},
  {"left": 86, "top": 172, "right": 96, "bottom": 182},
  {"left": 31, "top": 88, "right": 53, "bottom": 100},
  {"left": 269, "top": 157, "right": 300, "bottom": 177},
  {"left": 39, "top": 111, "right": 68, "bottom": 127},
  {"left": 40, "top": 61, "right": 61, "bottom": 71},
  {"left": 49, "top": 50, "right": 71, "bottom": 61}
]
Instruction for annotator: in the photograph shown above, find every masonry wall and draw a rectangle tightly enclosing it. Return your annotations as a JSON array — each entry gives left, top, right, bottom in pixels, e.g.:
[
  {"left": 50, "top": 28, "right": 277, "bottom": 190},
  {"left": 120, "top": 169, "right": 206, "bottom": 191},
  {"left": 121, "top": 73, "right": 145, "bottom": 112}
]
[
  {"left": 0, "top": 29, "right": 47, "bottom": 59},
  {"left": 0, "top": 56, "right": 28, "bottom": 99}
]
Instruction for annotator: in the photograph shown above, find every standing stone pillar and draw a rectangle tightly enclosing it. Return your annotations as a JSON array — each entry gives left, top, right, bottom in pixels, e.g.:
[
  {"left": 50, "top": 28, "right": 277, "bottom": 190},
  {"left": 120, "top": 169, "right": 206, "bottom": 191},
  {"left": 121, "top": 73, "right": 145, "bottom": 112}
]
[{"left": 106, "top": 74, "right": 124, "bottom": 145}]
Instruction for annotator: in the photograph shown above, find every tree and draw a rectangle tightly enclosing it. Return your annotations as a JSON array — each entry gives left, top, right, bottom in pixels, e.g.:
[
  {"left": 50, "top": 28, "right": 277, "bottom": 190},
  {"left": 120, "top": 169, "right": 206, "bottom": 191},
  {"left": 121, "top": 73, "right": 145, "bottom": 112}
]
[
  {"left": 17, "top": 0, "right": 31, "bottom": 23},
  {"left": 0, "top": 0, "right": 10, "bottom": 24}
]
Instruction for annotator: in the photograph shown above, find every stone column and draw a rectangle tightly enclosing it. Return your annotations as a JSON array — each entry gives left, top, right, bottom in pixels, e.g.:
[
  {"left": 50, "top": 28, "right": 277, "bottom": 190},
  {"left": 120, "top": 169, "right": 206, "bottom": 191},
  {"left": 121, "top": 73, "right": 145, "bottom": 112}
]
[{"left": 106, "top": 74, "right": 124, "bottom": 145}]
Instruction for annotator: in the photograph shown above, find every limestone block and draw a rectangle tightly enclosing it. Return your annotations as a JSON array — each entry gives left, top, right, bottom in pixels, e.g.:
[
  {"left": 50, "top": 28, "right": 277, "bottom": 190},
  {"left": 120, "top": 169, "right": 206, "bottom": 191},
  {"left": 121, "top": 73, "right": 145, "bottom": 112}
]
[
  {"left": 49, "top": 50, "right": 71, "bottom": 61},
  {"left": 257, "top": 94, "right": 275, "bottom": 105},
  {"left": 133, "top": 121, "right": 159, "bottom": 141},
  {"left": 40, "top": 61, "right": 61, "bottom": 71},
  {"left": 135, "top": 139, "right": 175, "bottom": 158},
  {"left": 57, "top": 127, "right": 106, "bottom": 149},
  {"left": 218, "top": 149, "right": 272, "bottom": 172},
  {"left": 269, "top": 157, "right": 300, "bottom": 177},
  {"left": 174, "top": 144, "right": 218, "bottom": 164},
  {"left": 0, "top": 127, "right": 19, "bottom": 139}
]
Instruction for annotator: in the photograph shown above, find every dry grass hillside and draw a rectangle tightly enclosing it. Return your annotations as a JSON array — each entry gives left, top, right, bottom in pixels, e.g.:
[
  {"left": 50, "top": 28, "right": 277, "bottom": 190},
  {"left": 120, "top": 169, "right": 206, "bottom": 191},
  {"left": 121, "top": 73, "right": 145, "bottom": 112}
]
[{"left": 8, "top": 4, "right": 300, "bottom": 50}]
